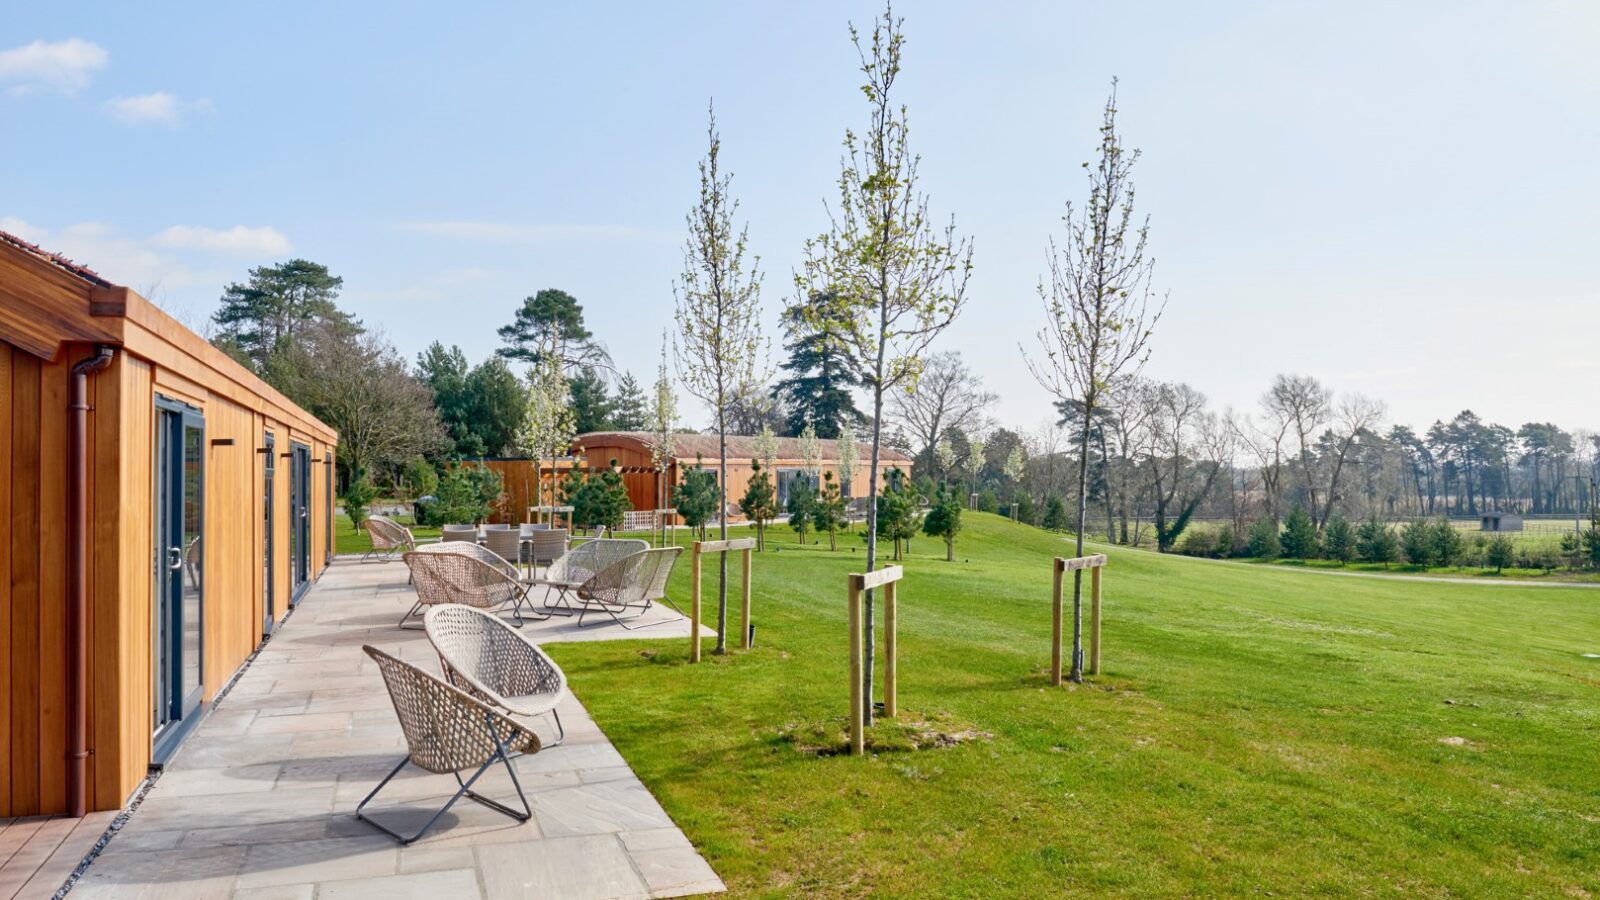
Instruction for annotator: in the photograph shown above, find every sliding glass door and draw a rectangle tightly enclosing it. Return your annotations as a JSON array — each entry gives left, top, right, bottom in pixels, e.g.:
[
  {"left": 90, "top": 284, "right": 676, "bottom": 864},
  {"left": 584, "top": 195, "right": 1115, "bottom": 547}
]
[
  {"left": 154, "top": 398, "right": 204, "bottom": 760},
  {"left": 289, "top": 442, "right": 311, "bottom": 604},
  {"left": 263, "top": 431, "right": 276, "bottom": 635}
]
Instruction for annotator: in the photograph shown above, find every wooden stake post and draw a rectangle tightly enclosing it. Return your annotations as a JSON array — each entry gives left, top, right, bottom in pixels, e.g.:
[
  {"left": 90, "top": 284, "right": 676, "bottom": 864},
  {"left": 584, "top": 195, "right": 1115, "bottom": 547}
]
[
  {"left": 846, "top": 565, "right": 904, "bottom": 755},
  {"left": 689, "top": 537, "right": 757, "bottom": 661},
  {"left": 1050, "top": 554, "right": 1107, "bottom": 685}
]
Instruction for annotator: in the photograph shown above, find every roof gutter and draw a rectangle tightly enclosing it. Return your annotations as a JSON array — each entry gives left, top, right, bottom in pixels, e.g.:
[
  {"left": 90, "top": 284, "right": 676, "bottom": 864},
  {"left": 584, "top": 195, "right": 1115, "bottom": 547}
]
[{"left": 69, "top": 344, "right": 115, "bottom": 818}]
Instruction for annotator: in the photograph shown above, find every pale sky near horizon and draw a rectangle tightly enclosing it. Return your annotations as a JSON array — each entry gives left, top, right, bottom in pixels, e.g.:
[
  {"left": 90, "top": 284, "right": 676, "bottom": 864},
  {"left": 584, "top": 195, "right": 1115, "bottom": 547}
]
[{"left": 3, "top": 1, "right": 1596, "bottom": 439}]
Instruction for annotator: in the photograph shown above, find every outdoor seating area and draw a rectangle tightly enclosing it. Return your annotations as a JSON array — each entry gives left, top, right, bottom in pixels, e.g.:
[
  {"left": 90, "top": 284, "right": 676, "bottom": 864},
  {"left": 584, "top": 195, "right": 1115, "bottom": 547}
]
[
  {"left": 394, "top": 525, "right": 687, "bottom": 634},
  {"left": 64, "top": 559, "right": 722, "bottom": 898}
]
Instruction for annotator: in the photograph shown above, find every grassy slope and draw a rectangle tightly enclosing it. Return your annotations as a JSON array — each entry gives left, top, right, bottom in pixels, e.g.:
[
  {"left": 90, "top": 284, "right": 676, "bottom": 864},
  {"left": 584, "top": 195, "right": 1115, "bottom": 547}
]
[{"left": 545, "top": 513, "right": 1600, "bottom": 897}]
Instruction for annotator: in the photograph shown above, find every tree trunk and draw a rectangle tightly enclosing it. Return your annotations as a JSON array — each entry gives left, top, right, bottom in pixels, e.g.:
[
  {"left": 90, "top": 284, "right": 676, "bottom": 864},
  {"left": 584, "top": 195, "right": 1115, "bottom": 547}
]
[
  {"left": 1071, "top": 403, "right": 1092, "bottom": 682},
  {"left": 863, "top": 385, "right": 883, "bottom": 727},
  {"left": 1099, "top": 428, "right": 1115, "bottom": 542},
  {"left": 716, "top": 424, "right": 729, "bottom": 655},
  {"left": 946, "top": 538, "right": 954, "bottom": 562}
]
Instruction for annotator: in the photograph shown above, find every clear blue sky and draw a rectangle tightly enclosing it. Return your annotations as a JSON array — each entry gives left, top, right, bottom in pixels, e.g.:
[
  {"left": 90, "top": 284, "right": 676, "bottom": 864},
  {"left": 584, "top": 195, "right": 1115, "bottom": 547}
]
[{"left": 3, "top": 1, "right": 1596, "bottom": 435}]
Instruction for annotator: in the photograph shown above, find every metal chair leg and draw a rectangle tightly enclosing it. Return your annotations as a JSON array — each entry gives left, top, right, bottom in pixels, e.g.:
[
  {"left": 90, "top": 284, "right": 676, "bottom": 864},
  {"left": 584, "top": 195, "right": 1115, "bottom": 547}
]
[
  {"left": 545, "top": 708, "right": 566, "bottom": 747},
  {"left": 354, "top": 734, "right": 530, "bottom": 845},
  {"left": 398, "top": 600, "right": 424, "bottom": 629}
]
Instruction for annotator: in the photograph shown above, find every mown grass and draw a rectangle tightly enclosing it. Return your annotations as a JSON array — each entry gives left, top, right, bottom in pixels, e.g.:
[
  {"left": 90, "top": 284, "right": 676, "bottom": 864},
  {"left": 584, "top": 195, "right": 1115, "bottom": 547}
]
[
  {"left": 333, "top": 512, "right": 439, "bottom": 554},
  {"left": 543, "top": 513, "right": 1600, "bottom": 897}
]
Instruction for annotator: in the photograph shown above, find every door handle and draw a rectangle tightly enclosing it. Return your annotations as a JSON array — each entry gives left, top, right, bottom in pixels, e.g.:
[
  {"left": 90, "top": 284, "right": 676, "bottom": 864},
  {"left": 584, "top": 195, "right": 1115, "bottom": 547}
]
[{"left": 167, "top": 547, "right": 184, "bottom": 571}]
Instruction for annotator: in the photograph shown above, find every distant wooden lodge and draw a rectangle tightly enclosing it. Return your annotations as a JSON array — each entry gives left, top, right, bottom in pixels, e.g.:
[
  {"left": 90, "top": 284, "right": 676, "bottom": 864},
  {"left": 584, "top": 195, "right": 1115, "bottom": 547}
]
[
  {"left": 475, "top": 431, "right": 910, "bottom": 524},
  {"left": 1480, "top": 512, "right": 1524, "bottom": 532},
  {"left": 0, "top": 231, "right": 337, "bottom": 817}
]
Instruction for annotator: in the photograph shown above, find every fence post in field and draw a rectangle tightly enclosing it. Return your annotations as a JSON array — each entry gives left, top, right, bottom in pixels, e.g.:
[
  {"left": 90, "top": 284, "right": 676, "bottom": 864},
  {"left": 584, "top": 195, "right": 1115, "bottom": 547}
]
[
  {"left": 1051, "top": 561, "right": 1064, "bottom": 686},
  {"left": 741, "top": 544, "right": 753, "bottom": 649},
  {"left": 884, "top": 577, "right": 897, "bottom": 719},
  {"left": 691, "top": 537, "right": 756, "bottom": 661},
  {"left": 690, "top": 541, "right": 703, "bottom": 663},
  {"left": 1052, "top": 554, "right": 1107, "bottom": 684},
  {"left": 848, "top": 574, "right": 863, "bottom": 755},
  {"left": 1090, "top": 564, "right": 1103, "bottom": 675},
  {"left": 846, "top": 565, "right": 904, "bottom": 754}
]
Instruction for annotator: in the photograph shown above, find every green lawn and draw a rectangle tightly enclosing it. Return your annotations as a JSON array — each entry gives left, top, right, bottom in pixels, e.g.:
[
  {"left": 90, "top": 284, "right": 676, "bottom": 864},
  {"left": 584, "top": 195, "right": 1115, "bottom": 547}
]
[
  {"left": 543, "top": 513, "right": 1600, "bottom": 897},
  {"left": 334, "top": 512, "right": 440, "bottom": 554}
]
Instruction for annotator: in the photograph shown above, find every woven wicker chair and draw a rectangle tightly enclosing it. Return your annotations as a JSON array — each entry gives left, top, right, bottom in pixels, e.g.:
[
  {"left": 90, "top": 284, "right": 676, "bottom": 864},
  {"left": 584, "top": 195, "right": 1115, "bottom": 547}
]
[
  {"left": 425, "top": 605, "right": 569, "bottom": 746},
  {"left": 482, "top": 527, "right": 523, "bottom": 574},
  {"left": 533, "top": 538, "right": 647, "bottom": 615},
  {"left": 400, "top": 544, "right": 541, "bottom": 629},
  {"left": 363, "top": 514, "right": 438, "bottom": 570},
  {"left": 575, "top": 546, "right": 685, "bottom": 629},
  {"left": 525, "top": 527, "right": 568, "bottom": 579},
  {"left": 440, "top": 524, "right": 478, "bottom": 543},
  {"left": 355, "top": 645, "right": 538, "bottom": 845}
]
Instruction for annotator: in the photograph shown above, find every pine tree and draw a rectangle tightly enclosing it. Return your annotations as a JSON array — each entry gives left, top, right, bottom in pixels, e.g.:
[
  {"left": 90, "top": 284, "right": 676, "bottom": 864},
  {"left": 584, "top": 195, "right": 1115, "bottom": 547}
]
[
  {"left": 1485, "top": 534, "right": 1515, "bottom": 572},
  {"left": 416, "top": 342, "right": 474, "bottom": 455},
  {"left": 786, "top": 479, "right": 817, "bottom": 545},
  {"left": 611, "top": 372, "right": 650, "bottom": 430},
  {"left": 672, "top": 460, "right": 720, "bottom": 542},
  {"left": 569, "top": 368, "right": 614, "bottom": 433},
  {"left": 922, "top": 481, "right": 964, "bottom": 561},
  {"left": 1042, "top": 496, "right": 1068, "bottom": 532},
  {"left": 1430, "top": 518, "right": 1464, "bottom": 567},
  {"left": 1401, "top": 520, "right": 1434, "bottom": 566},
  {"left": 771, "top": 294, "right": 866, "bottom": 438},
  {"left": 1323, "top": 515, "right": 1355, "bottom": 564},
  {"left": 814, "top": 470, "right": 849, "bottom": 551},
  {"left": 1280, "top": 506, "right": 1320, "bottom": 559},
  {"left": 1357, "top": 517, "right": 1398, "bottom": 566},
  {"left": 1247, "top": 518, "right": 1282, "bottom": 560},
  {"left": 874, "top": 468, "right": 923, "bottom": 560},
  {"left": 213, "top": 259, "right": 356, "bottom": 374},
  {"left": 497, "top": 288, "right": 609, "bottom": 371},
  {"left": 740, "top": 462, "right": 778, "bottom": 550}
]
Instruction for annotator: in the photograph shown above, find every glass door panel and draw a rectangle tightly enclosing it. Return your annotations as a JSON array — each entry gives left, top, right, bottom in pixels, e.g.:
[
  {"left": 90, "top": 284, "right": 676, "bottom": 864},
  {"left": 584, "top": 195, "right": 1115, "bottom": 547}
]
[
  {"left": 154, "top": 398, "right": 204, "bottom": 759},
  {"left": 263, "top": 432, "right": 276, "bottom": 634},
  {"left": 290, "top": 442, "right": 311, "bottom": 603}
]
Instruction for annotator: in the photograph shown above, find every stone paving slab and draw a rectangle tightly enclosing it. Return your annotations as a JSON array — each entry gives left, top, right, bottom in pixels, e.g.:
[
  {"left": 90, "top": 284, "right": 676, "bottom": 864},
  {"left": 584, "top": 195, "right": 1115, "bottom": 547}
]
[{"left": 70, "top": 560, "right": 723, "bottom": 899}]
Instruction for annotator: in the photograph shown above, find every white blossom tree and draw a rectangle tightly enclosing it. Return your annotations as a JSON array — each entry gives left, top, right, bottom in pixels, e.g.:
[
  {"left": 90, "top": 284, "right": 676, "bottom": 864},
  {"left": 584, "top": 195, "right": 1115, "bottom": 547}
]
[
  {"left": 649, "top": 332, "right": 679, "bottom": 544},
  {"left": 836, "top": 420, "right": 858, "bottom": 503},
  {"left": 517, "top": 355, "right": 576, "bottom": 524},
  {"left": 798, "top": 423, "right": 822, "bottom": 480}
]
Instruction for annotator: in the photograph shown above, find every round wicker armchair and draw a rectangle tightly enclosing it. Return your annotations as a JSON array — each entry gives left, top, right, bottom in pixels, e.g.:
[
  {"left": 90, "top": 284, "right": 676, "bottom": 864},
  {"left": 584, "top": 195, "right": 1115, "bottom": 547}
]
[
  {"left": 424, "top": 605, "right": 569, "bottom": 745},
  {"left": 400, "top": 543, "right": 538, "bottom": 628},
  {"left": 576, "top": 546, "right": 685, "bottom": 629},
  {"left": 356, "top": 645, "right": 539, "bottom": 844},
  {"left": 533, "top": 538, "right": 647, "bottom": 615}
]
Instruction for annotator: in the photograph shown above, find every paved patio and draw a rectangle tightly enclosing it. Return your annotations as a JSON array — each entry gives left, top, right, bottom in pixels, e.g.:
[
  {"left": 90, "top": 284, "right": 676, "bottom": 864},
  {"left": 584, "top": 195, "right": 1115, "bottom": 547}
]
[{"left": 70, "top": 559, "right": 723, "bottom": 899}]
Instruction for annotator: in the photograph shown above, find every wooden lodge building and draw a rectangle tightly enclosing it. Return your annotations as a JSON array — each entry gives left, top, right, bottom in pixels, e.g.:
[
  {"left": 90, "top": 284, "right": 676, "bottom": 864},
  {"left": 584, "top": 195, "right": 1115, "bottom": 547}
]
[
  {"left": 0, "top": 231, "right": 337, "bottom": 817},
  {"left": 477, "top": 431, "right": 911, "bottom": 523}
]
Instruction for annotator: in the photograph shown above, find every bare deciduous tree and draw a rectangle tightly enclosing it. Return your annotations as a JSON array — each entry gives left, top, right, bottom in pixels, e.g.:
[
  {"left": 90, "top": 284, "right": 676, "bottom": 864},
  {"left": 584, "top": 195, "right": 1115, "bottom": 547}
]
[
  {"left": 1263, "top": 373, "right": 1332, "bottom": 524},
  {"left": 274, "top": 323, "right": 448, "bottom": 482},
  {"left": 675, "top": 103, "right": 769, "bottom": 656},
  {"left": 1024, "top": 81, "right": 1163, "bottom": 682},
  {"left": 888, "top": 350, "right": 996, "bottom": 475},
  {"left": 1316, "top": 394, "right": 1386, "bottom": 529}
]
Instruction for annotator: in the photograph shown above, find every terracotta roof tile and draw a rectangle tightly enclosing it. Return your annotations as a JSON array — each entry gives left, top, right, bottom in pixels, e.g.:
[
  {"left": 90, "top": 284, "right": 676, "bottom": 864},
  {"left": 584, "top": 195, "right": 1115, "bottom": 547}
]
[{"left": 0, "top": 229, "right": 113, "bottom": 287}]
